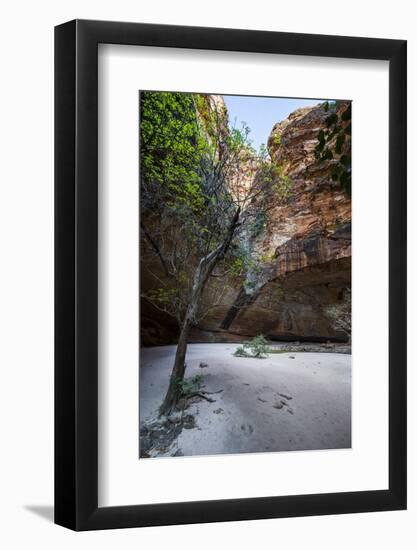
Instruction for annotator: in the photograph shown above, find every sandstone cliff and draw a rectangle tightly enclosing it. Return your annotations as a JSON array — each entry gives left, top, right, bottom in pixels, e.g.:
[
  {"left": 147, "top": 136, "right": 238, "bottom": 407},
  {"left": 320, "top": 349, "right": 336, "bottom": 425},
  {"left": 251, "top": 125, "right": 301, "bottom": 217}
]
[{"left": 141, "top": 100, "right": 351, "bottom": 345}]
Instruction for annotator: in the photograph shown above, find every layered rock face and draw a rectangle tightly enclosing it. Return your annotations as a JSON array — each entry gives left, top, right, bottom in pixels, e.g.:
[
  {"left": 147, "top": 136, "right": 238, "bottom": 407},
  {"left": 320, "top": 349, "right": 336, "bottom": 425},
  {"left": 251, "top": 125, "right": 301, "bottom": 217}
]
[{"left": 141, "top": 100, "right": 351, "bottom": 345}]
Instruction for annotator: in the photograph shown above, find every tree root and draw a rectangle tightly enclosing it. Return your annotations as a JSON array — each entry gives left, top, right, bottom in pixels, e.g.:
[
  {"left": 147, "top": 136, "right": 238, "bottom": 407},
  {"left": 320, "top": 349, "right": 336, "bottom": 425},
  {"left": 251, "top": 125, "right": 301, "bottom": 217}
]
[
  {"left": 185, "top": 392, "right": 215, "bottom": 403},
  {"left": 184, "top": 390, "right": 222, "bottom": 403}
]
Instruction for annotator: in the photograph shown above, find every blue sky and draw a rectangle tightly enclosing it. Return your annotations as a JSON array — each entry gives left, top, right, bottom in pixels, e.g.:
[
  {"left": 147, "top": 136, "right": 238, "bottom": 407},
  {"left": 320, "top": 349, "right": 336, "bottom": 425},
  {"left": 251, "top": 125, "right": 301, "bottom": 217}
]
[{"left": 223, "top": 95, "right": 325, "bottom": 152}]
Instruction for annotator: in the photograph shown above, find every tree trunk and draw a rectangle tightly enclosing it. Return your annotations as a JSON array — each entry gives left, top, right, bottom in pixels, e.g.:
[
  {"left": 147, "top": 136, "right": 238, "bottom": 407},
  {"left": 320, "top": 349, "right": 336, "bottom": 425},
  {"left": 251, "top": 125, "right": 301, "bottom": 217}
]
[
  {"left": 159, "top": 318, "right": 191, "bottom": 416},
  {"left": 159, "top": 206, "right": 241, "bottom": 416}
]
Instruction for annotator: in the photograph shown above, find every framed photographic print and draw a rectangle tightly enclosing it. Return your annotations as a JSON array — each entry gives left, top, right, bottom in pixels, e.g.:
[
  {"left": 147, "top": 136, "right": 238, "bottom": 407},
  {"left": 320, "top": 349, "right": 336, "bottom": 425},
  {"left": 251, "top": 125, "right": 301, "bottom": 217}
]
[{"left": 55, "top": 19, "right": 407, "bottom": 530}]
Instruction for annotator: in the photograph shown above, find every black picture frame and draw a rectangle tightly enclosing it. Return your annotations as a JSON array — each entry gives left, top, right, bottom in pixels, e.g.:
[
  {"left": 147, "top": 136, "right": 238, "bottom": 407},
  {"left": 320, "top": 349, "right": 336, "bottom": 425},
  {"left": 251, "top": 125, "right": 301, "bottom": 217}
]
[{"left": 55, "top": 19, "right": 407, "bottom": 531}]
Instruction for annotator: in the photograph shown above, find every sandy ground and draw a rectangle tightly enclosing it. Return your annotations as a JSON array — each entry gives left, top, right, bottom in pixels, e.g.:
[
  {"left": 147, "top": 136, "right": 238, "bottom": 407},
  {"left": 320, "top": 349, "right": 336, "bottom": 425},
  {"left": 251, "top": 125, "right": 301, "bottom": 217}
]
[{"left": 139, "top": 343, "right": 351, "bottom": 458}]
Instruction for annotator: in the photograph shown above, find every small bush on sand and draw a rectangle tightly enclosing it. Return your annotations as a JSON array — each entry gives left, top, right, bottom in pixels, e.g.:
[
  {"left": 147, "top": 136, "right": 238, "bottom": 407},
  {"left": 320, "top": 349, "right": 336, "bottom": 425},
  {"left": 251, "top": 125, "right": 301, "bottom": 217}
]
[
  {"left": 233, "top": 335, "right": 271, "bottom": 358},
  {"left": 175, "top": 374, "right": 204, "bottom": 396},
  {"left": 248, "top": 335, "right": 271, "bottom": 358},
  {"left": 233, "top": 345, "right": 250, "bottom": 357}
]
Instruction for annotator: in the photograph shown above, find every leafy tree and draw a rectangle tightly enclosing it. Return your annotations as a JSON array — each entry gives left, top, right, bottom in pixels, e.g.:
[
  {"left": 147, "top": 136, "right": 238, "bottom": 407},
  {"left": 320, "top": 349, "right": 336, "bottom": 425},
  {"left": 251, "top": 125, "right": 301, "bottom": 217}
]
[{"left": 140, "top": 91, "right": 291, "bottom": 415}]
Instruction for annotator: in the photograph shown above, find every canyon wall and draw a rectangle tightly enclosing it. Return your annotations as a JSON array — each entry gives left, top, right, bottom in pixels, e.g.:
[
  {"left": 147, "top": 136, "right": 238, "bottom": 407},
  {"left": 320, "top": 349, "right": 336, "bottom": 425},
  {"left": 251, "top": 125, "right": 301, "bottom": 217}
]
[{"left": 141, "top": 100, "right": 351, "bottom": 345}]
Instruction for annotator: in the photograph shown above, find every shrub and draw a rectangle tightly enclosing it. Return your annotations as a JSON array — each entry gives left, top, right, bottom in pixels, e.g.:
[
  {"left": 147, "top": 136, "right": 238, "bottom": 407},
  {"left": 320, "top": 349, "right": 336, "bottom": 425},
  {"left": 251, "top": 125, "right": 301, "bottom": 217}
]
[
  {"left": 248, "top": 334, "right": 271, "bottom": 358},
  {"left": 233, "top": 345, "right": 250, "bottom": 357},
  {"left": 273, "top": 133, "right": 281, "bottom": 146},
  {"left": 233, "top": 335, "right": 271, "bottom": 359},
  {"left": 175, "top": 374, "right": 204, "bottom": 395}
]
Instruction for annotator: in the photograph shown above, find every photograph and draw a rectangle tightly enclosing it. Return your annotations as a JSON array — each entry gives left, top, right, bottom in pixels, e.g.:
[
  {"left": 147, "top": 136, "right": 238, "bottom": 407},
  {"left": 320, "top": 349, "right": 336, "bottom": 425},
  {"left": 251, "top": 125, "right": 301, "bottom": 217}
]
[
  {"left": 139, "top": 91, "right": 352, "bottom": 459},
  {"left": 0, "top": 0, "right": 410, "bottom": 542},
  {"left": 0, "top": 0, "right": 409, "bottom": 540}
]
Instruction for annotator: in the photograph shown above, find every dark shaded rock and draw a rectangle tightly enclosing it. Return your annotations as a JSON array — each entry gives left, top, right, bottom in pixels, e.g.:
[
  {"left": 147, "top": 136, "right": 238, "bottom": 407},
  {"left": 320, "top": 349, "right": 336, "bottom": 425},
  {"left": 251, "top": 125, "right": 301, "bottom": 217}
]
[{"left": 139, "top": 414, "right": 196, "bottom": 458}]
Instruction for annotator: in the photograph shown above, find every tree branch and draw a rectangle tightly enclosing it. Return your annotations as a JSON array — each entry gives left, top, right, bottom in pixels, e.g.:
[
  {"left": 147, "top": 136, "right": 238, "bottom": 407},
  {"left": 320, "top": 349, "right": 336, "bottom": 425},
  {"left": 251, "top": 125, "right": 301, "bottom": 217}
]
[{"left": 140, "top": 220, "right": 174, "bottom": 279}]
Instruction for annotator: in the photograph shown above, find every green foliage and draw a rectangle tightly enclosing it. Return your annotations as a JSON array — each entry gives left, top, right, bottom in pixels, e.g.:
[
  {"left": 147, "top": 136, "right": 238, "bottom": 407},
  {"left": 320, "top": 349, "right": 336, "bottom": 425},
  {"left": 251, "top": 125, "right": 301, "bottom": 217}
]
[
  {"left": 339, "top": 170, "right": 351, "bottom": 195},
  {"left": 335, "top": 132, "right": 345, "bottom": 154},
  {"left": 250, "top": 212, "right": 267, "bottom": 238},
  {"left": 249, "top": 335, "right": 271, "bottom": 357},
  {"left": 227, "top": 122, "right": 254, "bottom": 153},
  {"left": 279, "top": 175, "right": 292, "bottom": 199},
  {"left": 233, "top": 345, "right": 250, "bottom": 357},
  {"left": 325, "top": 113, "right": 338, "bottom": 127},
  {"left": 140, "top": 91, "right": 207, "bottom": 214},
  {"left": 175, "top": 374, "right": 204, "bottom": 395},
  {"left": 315, "top": 101, "right": 352, "bottom": 196},
  {"left": 321, "top": 148, "right": 333, "bottom": 160},
  {"left": 194, "top": 94, "right": 210, "bottom": 126},
  {"left": 258, "top": 143, "right": 270, "bottom": 160},
  {"left": 194, "top": 93, "right": 227, "bottom": 141},
  {"left": 233, "top": 335, "right": 271, "bottom": 358},
  {"left": 267, "top": 163, "right": 292, "bottom": 201},
  {"left": 228, "top": 256, "right": 245, "bottom": 277},
  {"left": 340, "top": 154, "right": 350, "bottom": 167},
  {"left": 144, "top": 287, "right": 179, "bottom": 305},
  {"left": 272, "top": 133, "right": 281, "bottom": 146},
  {"left": 341, "top": 104, "right": 351, "bottom": 121},
  {"left": 258, "top": 251, "right": 276, "bottom": 264}
]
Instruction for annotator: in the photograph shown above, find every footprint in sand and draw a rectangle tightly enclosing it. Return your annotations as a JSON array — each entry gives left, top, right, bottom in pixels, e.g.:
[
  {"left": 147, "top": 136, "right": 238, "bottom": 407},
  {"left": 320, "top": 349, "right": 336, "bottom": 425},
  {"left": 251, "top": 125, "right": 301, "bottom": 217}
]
[
  {"left": 279, "top": 393, "right": 293, "bottom": 400},
  {"left": 257, "top": 385, "right": 276, "bottom": 403},
  {"left": 273, "top": 399, "right": 295, "bottom": 414},
  {"left": 240, "top": 423, "right": 254, "bottom": 435}
]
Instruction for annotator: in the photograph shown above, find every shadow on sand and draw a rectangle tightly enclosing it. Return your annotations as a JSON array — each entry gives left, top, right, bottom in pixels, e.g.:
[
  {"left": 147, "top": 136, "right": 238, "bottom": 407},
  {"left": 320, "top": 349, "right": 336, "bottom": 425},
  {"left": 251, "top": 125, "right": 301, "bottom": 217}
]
[{"left": 24, "top": 505, "right": 54, "bottom": 523}]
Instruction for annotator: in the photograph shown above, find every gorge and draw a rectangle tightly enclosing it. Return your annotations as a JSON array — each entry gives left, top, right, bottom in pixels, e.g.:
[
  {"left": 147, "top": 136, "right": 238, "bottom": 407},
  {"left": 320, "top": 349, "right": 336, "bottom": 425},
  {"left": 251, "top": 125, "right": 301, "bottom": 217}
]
[{"left": 141, "top": 97, "right": 351, "bottom": 346}]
